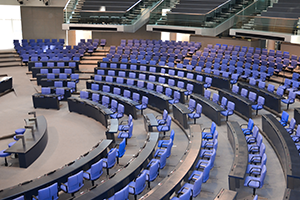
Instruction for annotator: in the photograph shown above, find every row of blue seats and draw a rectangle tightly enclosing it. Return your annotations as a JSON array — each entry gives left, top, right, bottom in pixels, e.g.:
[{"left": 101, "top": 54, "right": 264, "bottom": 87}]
[
  {"left": 241, "top": 119, "right": 267, "bottom": 195},
  {"left": 171, "top": 122, "right": 218, "bottom": 199}
]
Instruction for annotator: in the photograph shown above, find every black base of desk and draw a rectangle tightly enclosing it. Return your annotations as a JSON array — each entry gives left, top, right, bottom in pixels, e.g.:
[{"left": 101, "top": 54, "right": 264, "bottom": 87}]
[{"left": 32, "top": 94, "right": 60, "bottom": 110}]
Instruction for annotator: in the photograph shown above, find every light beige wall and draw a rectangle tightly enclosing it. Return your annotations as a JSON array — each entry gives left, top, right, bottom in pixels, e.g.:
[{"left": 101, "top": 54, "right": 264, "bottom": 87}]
[
  {"left": 92, "top": 25, "right": 161, "bottom": 46},
  {"left": 21, "top": 6, "right": 65, "bottom": 40}
]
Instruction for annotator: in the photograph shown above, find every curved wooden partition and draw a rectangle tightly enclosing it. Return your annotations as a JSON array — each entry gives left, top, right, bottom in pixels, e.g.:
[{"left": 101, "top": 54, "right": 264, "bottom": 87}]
[
  {"left": 86, "top": 80, "right": 172, "bottom": 112},
  {"left": 227, "top": 121, "right": 248, "bottom": 191},
  {"left": 237, "top": 81, "right": 282, "bottom": 113},
  {"left": 141, "top": 124, "right": 201, "bottom": 200},
  {"left": 68, "top": 97, "right": 113, "bottom": 128},
  {"left": 0, "top": 140, "right": 112, "bottom": 200},
  {"left": 5, "top": 116, "right": 48, "bottom": 168},
  {"left": 75, "top": 132, "right": 159, "bottom": 200},
  {"left": 262, "top": 114, "right": 300, "bottom": 190}
]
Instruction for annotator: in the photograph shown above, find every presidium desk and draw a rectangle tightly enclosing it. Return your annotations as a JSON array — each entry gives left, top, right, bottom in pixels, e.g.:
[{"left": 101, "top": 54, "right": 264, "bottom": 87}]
[{"left": 5, "top": 116, "right": 48, "bottom": 168}]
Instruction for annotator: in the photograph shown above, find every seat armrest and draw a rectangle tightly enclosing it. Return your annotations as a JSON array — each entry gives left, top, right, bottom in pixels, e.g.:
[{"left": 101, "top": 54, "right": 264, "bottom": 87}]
[
  {"left": 61, "top": 182, "right": 68, "bottom": 192},
  {"left": 32, "top": 195, "right": 38, "bottom": 200}
]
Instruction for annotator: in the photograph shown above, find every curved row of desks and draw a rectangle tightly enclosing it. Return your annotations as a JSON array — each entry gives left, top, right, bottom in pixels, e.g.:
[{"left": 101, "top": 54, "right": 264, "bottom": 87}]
[
  {"left": 86, "top": 80, "right": 172, "bottom": 112},
  {"left": 237, "top": 81, "right": 282, "bottom": 113},
  {"left": 91, "top": 73, "right": 188, "bottom": 104},
  {"left": 219, "top": 89, "right": 254, "bottom": 119},
  {"left": 142, "top": 124, "right": 201, "bottom": 200},
  {"left": 227, "top": 121, "right": 248, "bottom": 191},
  {"left": 96, "top": 60, "right": 231, "bottom": 91},
  {"left": 262, "top": 114, "right": 300, "bottom": 191},
  {"left": 0, "top": 140, "right": 112, "bottom": 200},
  {"left": 83, "top": 88, "right": 139, "bottom": 120},
  {"left": 68, "top": 97, "right": 114, "bottom": 128},
  {"left": 191, "top": 93, "right": 225, "bottom": 126},
  {"left": 75, "top": 132, "right": 159, "bottom": 200},
  {"left": 5, "top": 116, "right": 48, "bottom": 168},
  {"left": 28, "top": 61, "right": 79, "bottom": 72}
]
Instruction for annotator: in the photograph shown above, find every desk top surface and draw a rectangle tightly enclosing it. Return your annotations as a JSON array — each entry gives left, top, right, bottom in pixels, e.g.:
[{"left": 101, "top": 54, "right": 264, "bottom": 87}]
[
  {"left": 191, "top": 93, "right": 225, "bottom": 112},
  {"left": 227, "top": 121, "right": 248, "bottom": 179},
  {"left": 173, "top": 103, "right": 192, "bottom": 114}
]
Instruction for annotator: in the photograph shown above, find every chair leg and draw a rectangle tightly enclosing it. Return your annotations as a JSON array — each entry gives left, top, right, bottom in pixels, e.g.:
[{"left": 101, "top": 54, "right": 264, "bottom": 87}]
[
  {"left": 4, "top": 157, "right": 8, "bottom": 166},
  {"left": 148, "top": 180, "right": 151, "bottom": 189},
  {"left": 134, "top": 194, "right": 137, "bottom": 200},
  {"left": 141, "top": 109, "right": 144, "bottom": 115},
  {"left": 226, "top": 116, "right": 228, "bottom": 121},
  {"left": 125, "top": 138, "right": 127, "bottom": 145},
  {"left": 256, "top": 109, "right": 258, "bottom": 115},
  {"left": 253, "top": 188, "right": 256, "bottom": 195},
  {"left": 194, "top": 118, "right": 196, "bottom": 124},
  {"left": 106, "top": 168, "right": 109, "bottom": 175},
  {"left": 287, "top": 104, "right": 290, "bottom": 110},
  {"left": 92, "top": 180, "right": 95, "bottom": 186},
  {"left": 117, "top": 157, "right": 119, "bottom": 165}
]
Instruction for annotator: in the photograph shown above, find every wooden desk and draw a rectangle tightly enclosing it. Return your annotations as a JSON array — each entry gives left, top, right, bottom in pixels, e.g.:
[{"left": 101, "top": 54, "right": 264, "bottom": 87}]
[
  {"left": 227, "top": 121, "right": 248, "bottom": 191},
  {"left": 142, "top": 124, "right": 201, "bottom": 200},
  {"left": 5, "top": 116, "right": 48, "bottom": 168},
  {"left": 172, "top": 103, "right": 191, "bottom": 129},
  {"left": 143, "top": 113, "right": 159, "bottom": 132},
  {"left": 262, "top": 114, "right": 300, "bottom": 190},
  {"left": 1, "top": 140, "right": 111, "bottom": 200},
  {"left": 190, "top": 93, "right": 225, "bottom": 126},
  {"left": 219, "top": 89, "right": 254, "bottom": 119}
]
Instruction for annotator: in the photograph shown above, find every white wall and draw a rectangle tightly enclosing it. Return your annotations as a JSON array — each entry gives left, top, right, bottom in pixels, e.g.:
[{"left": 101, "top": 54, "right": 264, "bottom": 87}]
[{"left": 0, "top": 5, "right": 22, "bottom": 50}]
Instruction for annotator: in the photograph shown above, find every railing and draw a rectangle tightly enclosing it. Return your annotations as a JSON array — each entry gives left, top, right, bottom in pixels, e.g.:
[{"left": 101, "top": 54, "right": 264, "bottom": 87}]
[
  {"left": 231, "top": 0, "right": 300, "bottom": 35},
  {"left": 63, "top": 0, "right": 162, "bottom": 25},
  {"left": 63, "top": 0, "right": 79, "bottom": 23},
  {"left": 148, "top": 0, "right": 250, "bottom": 28}
]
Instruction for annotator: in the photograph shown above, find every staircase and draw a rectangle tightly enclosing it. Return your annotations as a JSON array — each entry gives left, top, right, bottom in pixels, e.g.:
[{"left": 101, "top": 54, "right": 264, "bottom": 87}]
[
  {"left": 78, "top": 47, "right": 109, "bottom": 73},
  {"left": 0, "top": 50, "right": 22, "bottom": 68}
]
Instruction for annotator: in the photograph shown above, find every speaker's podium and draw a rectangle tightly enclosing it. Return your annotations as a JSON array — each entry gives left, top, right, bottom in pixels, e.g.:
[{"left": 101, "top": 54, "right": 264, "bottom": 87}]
[{"left": 143, "top": 113, "right": 159, "bottom": 132}]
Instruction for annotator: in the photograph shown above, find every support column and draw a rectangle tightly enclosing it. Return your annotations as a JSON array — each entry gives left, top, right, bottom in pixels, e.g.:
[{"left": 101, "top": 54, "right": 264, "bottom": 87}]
[
  {"left": 170, "top": 33, "right": 176, "bottom": 41},
  {"left": 68, "top": 30, "right": 76, "bottom": 47},
  {"left": 267, "top": 39, "right": 275, "bottom": 51}
]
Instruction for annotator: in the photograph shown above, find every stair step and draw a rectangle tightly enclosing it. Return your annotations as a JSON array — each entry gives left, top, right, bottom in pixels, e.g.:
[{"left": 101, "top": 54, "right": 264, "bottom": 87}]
[
  {"left": 82, "top": 56, "right": 104, "bottom": 60},
  {"left": 0, "top": 61, "right": 22, "bottom": 67},
  {"left": 80, "top": 60, "right": 98, "bottom": 64},
  {"left": 0, "top": 58, "right": 21, "bottom": 63}
]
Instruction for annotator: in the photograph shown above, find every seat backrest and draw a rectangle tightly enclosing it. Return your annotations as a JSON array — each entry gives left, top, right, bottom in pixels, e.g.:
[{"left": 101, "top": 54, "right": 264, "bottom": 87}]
[
  {"left": 166, "top": 115, "right": 172, "bottom": 128},
  {"left": 227, "top": 101, "right": 235, "bottom": 112},
  {"left": 204, "top": 90, "right": 211, "bottom": 99},
  {"left": 248, "top": 91, "right": 257, "bottom": 102},
  {"left": 159, "top": 150, "right": 167, "bottom": 169},
  {"left": 135, "top": 171, "right": 147, "bottom": 194},
  {"left": 232, "top": 85, "right": 239, "bottom": 94},
  {"left": 289, "top": 118, "right": 296, "bottom": 129},
  {"left": 281, "top": 111, "right": 289, "bottom": 123},
  {"left": 91, "top": 159, "right": 103, "bottom": 180},
  {"left": 67, "top": 170, "right": 83, "bottom": 193},
  {"left": 91, "top": 84, "right": 99, "bottom": 91},
  {"left": 189, "top": 99, "right": 196, "bottom": 109},
  {"left": 114, "top": 185, "right": 129, "bottom": 200},
  {"left": 149, "top": 160, "right": 160, "bottom": 181},
  {"left": 142, "top": 96, "right": 148, "bottom": 105},
  {"left": 257, "top": 96, "right": 265, "bottom": 106},
  {"left": 221, "top": 97, "right": 227, "bottom": 107},
  {"left": 252, "top": 125, "right": 259, "bottom": 138},
  {"left": 267, "top": 84, "right": 274, "bottom": 92},
  {"left": 192, "top": 174, "right": 203, "bottom": 197},
  {"left": 38, "top": 182, "right": 58, "bottom": 200},
  {"left": 92, "top": 93, "right": 99, "bottom": 102},
  {"left": 212, "top": 93, "right": 219, "bottom": 103},
  {"left": 107, "top": 148, "right": 117, "bottom": 168},
  {"left": 56, "top": 88, "right": 64, "bottom": 95},
  {"left": 210, "top": 122, "right": 216, "bottom": 134},
  {"left": 41, "top": 87, "right": 51, "bottom": 95},
  {"left": 111, "top": 99, "right": 118, "bottom": 109},
  {"left": 118, "top": 104, "right": 125, "bottom": 115},
  {"left": 133, "top": 93, "right": 140, "bottom": 103},
  {"left": 196, "top": 104, "right": 202, "bottom": 115}
]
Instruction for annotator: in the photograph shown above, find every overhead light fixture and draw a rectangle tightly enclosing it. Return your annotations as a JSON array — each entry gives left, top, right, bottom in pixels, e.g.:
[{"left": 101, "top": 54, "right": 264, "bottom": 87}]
[{"left": 17, "top": 0, "right": 23, "bottom": 4}]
